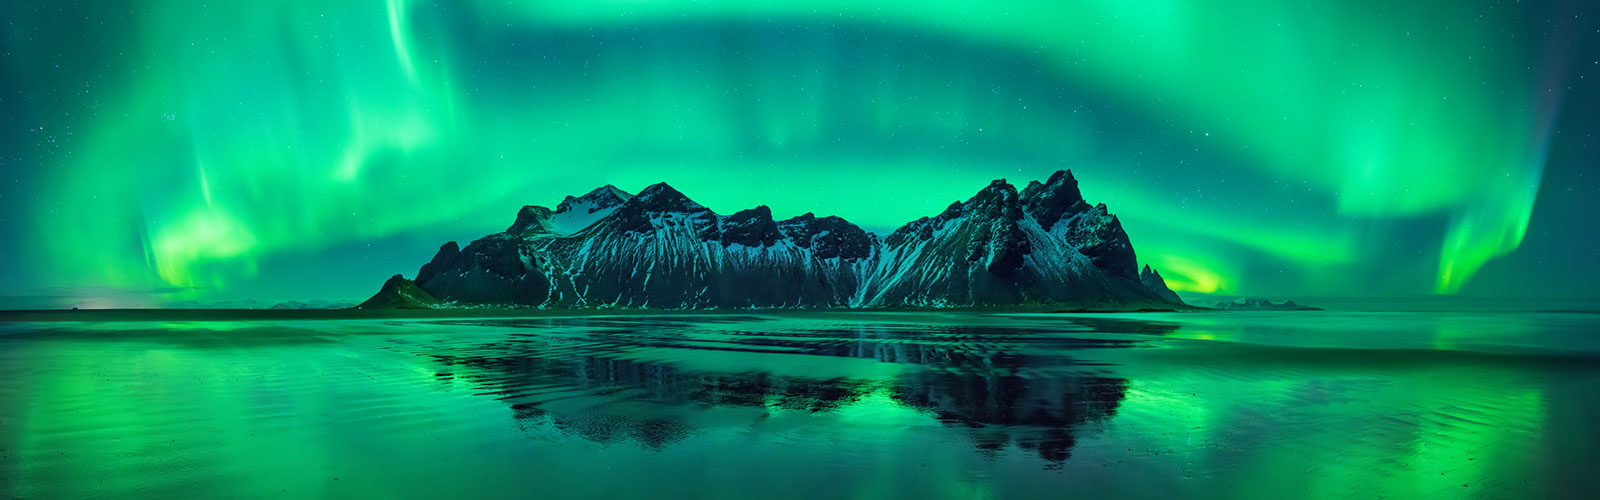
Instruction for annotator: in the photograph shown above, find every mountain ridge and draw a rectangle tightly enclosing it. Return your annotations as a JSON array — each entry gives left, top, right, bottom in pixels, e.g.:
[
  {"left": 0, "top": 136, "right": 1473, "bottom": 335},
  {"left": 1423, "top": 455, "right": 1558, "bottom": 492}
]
[{"left": 361, "top": 171, "right": 1184, "bottom": 310}]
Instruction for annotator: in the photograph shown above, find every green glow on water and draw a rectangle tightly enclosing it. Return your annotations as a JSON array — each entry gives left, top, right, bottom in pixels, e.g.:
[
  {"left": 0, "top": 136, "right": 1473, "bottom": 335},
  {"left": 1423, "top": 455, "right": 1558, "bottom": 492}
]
[{"left": 0, "top": 313, "right": 1595, "bottom": 498}]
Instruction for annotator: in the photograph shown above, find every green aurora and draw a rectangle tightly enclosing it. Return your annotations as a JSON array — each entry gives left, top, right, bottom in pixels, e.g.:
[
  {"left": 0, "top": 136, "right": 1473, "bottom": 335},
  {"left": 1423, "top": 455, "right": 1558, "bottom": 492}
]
[{"left": 1, "top": 0, "right": 1595, "bottom": 307}]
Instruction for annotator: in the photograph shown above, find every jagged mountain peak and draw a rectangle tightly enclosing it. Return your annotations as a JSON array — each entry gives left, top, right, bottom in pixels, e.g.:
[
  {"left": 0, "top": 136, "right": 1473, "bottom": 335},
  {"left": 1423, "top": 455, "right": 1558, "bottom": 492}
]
[
  {"left": 721, "top": 205, "right": 782, "bottom": 247},
  {"left": 939, "top": 201, "right": 964, "bottom": 218},
  {"left": 375, "top": 172, "right": 1186, "bottom": 310},
  {"left": 1139, "top": 264, "right": 1166, "bottom": 284},
  {"left": 777, "top": 211, "right": 876, "bottom": 260},
  {"left": 593, "top": 183, "right": 632, "bottom": 199},
  {"left": 1019, "top": 169, "right": 1079, "bottom": 195},
  {"left": 637, "top": 181, "right": 676, "bottom": 195},
  {"left": 1021, "top": 169, "right": 1089, "bottom": 230},
  {"left": 414, "top": 241, "right": 461, "bottom": 285},
  {"left": 601, "top": 182, "right": 718, "bottom": 237},
  {"left": 983, "top": 178, "right": 1017, "bottom": 191},
  {"left": 1046, "top": 169, "right": 1078, "bottom": 186},
  {"left": 556, "top": 184, "right": 633, "bottom": 214},
  {"left": 1139, "top": 264, "right": 1182, "bottom": 303},
  {"left": 782, "top": 211, "right": 864, "bottom": 233},
  {"left": 784, "top": 211, "right": 861, "bottom": 226},
  {"left": 910, "top": 179, "right": 1023, "bottom": 232},
  {"left": 547, "top": 184, "right": 634, "bottom": 234},
  {"left": 1064, "top": 203, "right": 1136, "bottom": 279},
  {"left": 967, "top": 179, "right": 1022, "bottom": 218},
  {"left": 733, "top": 205, "right": 773, "bottom": 219},
  {"left": 507, "top": 205, "right": 557, "bottom": 235},
  {"left": 879, "top": 178, "right": 1030, "bottom": 276},
  {"left": 629, "top": 182, "right": 707, "bottom": 213}
]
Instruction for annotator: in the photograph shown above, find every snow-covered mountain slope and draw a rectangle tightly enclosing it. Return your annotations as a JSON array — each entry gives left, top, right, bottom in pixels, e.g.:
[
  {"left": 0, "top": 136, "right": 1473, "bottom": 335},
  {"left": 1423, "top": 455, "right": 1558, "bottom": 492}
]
[
  {"left": 550, "top": 184, "right": 632, "bottom": 234},
  {"left": 374, "top": 171, "right": 1184, "bottom": 309},
  {"left": 858, "top": 171, "right": 1171, "bottom": 307}
]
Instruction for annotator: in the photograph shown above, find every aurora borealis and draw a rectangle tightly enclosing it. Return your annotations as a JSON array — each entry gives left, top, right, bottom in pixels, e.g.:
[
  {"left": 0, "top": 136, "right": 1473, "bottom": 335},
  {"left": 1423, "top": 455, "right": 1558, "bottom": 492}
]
[{"left": 1, "top": 1, "right": 1595, "bottom": 307}]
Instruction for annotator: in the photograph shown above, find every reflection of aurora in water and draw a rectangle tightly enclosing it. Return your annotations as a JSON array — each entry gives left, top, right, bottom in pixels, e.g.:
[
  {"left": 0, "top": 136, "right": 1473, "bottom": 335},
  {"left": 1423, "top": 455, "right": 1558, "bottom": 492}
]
[
  {"left": 1, "top": 312, "right": 1597, "bottom": 498},
  {"left": 2, "top": 1, "right": 1595, "bottom": 308}
]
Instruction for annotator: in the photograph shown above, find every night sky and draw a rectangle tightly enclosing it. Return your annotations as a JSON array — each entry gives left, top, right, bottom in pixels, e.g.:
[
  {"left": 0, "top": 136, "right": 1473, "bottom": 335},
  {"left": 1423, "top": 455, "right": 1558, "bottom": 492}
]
[{"left": 1, "top": 1, "right": 1596, "bottom": 308}]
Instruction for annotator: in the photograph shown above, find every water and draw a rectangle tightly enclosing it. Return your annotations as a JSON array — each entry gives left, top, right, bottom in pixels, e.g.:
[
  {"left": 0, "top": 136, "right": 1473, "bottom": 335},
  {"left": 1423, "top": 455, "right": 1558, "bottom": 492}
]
[{"left": 1, "top": 311, "right": 1597, "bottom": 499}]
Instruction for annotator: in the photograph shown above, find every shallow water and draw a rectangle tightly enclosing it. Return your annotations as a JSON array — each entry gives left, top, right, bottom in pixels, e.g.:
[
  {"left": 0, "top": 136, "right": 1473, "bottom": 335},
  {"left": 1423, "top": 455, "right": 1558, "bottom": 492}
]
[{"left": 1, "top": 311, "right": 1597, "bottom": 499}]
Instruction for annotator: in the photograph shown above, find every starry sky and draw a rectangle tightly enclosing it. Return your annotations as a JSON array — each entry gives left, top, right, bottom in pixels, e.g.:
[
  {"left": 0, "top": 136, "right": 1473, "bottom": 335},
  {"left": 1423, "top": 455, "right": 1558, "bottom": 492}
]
[{"left": 1, "top": 1, "right": 1596, "bottom": 308}]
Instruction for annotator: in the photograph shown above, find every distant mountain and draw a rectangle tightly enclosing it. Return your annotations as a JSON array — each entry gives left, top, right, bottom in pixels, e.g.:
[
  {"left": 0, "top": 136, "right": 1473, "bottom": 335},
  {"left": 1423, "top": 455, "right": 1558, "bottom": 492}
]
[
  {"left": 269, "top": 299, "right": 357, "bottom": 310},
  {"left": 1207, "top": 298, "right": 1321, "bottom": 311},
  {"left": 167, "top": 299, "right": 270, "bottom": 309},
  {"left": 361, "top": 170, "right": 1184, "bottom": 310}
]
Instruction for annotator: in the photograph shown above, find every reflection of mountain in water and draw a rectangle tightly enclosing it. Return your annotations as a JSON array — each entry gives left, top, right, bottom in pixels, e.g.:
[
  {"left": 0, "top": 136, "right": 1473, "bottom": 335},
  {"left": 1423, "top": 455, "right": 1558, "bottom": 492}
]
[
  {"left": 397, "top": 317, "right": 1146, "bottom": 464},
  {"left": 893, "top": 357, "right": 1129, "bottom": 464}
]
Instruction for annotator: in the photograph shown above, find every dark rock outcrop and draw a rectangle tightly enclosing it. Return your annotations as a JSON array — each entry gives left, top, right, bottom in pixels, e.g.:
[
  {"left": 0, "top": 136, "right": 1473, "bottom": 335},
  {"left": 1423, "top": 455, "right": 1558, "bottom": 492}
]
[
  {"left": 415, "top": 241, "right": 460, "bottom": 285},
  {"left": 507, "top": 206, "right": 556, "bottom": 236},
  {"left": 720, "top": 206, "right": 783, "bottom": 248},
  {"left": 1140, "top": 265, "right": 1183, "bottom": 304},
  {"left": 357, "top": 275, "right": 440, "bottom": 309},
  {"left": 776, "top": 213, "right": 875, "bottom": 260}
]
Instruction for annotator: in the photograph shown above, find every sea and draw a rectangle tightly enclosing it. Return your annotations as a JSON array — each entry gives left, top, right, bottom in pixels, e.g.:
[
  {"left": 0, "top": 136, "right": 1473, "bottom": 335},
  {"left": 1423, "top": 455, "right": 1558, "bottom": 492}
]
[{"left": 1, "top": 310, "right": 1596, "bottom": 499}]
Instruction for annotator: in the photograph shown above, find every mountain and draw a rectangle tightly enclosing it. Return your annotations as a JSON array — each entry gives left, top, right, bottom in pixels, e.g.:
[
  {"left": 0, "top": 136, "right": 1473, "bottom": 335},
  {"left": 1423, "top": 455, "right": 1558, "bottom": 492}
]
[
  {"left": 361, "top": 171, "right": 1184, "bottom": 310},
  {"left": 1207, "top": 298, "right": 1321, "bottom": 311},
  {"left": 859, "top": 172, "right": 1160, "bottom": 306},
  {"left": 357, "top": 275, "right": 440, "bottom": 309},
  {"left": 1140, "top": 266, "right": 1183, "bottom": 304},
  {"left": 550, "top": 184, "right": 632, "bottom": 233},
  {"left": 270, "top": 299, "right": 356, "bottom": 310}
]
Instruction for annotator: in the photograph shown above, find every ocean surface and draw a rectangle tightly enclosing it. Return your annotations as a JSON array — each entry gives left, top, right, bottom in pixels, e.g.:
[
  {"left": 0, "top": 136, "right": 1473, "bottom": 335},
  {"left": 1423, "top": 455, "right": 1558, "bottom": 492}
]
[{"left": 1, "top": 311, "right": 1597, "bottom": 499}]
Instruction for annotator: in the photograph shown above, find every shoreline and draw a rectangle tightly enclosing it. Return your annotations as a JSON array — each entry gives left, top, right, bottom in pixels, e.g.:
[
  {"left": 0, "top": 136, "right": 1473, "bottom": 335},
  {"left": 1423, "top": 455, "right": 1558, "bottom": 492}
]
[
  {"left": 0, "top": 304, "right": 1210, "bottom": 323},
  {"left": 9, "top": 306, "right": 1598, "bottom": 323}
]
